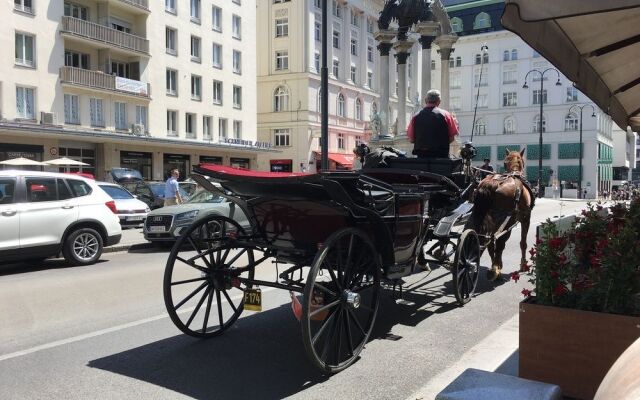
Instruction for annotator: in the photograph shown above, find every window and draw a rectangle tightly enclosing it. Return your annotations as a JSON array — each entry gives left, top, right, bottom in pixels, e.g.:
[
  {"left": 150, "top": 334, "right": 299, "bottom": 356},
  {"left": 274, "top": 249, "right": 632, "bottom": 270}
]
[
  {"left": 314, "top": 52, "right": 320, "bottom": 72},
  {"left": 333, "top": 29, "right": 341, "bottom": 49},
  {"left": 64, "top": 50, "right": 89, "bottom": 69},
  {"left": 212, "top": 43, "right": 222, "bottom": 68},
  {"left": 15, "top": 33, "right": 34, "bottom": 67},
  {"left": 233, "top": 50, "right": 242, "bottom": 74},
  {"left": 333, "top": 59, "right": 340, "bottom": 78},
  {"left": 191, "top": 75, "right": 201, "bottom": 100},
  {"left": 350, "top": 66, "right": 357, "bottom": 83},
  {"left": 337, "top": 133, "right": 345, "bottom": 149},
  {"left": 332, "top": 0, "right": 342, "bottom": 18},
  {"left": 449, "top": 58, "right": 454, "bottom": 68},
  {"left": 212, "top": 6, "right": 222, "bottom": 31},
  {"left": 136, "top": 105, "right": 147, "bottom": 131},
  {"left": 218, "top": 118, "right": 227, "bottom": 139},
  {"left": 355, "top": 136, "right": 363, "bottom": 146},
  {"left": 274, "top": 129, "right": 290, "bottom": 146},
  {"left": 315, "top": 21, "right": 321, "bottom": 41},
  {"left": 355, "top": 98, "right": 362, "bottom": 120},
  {"left": 431, "top": 60, "right": 436, "bottom": 70},
  {"left": 483, "top": 53, "right": 489, "bottom": 64},
  {"left": 274, "top": 86, "right": 289, "bottom": 111},
  {"left": 16, "top": 86, "right": 35, "bottom": 119},
  {"left": 275, "top": 51, "right": 288, "bottom": 70},
  {"left": 26, "top": 178, "right": 57, "bottom": 203},
  {"left": 314, "top": 0, "right": 321, "bottom": 9},
  {"left": 90, "top": 98, "right": 104, "bottom": 127},
  {"left": 503, "top": 64, "right": 517, "bottom": 84},
  {"left": 203, "top": 116, "right": 212, "bottom": 139},
  {"left": 0, "top": 179, "right": 16, "bottom": 205},
  {"left": 533, "top": 89, "right": 547, "bottom": 105},
  {"left": 67, "top": 179, "right": 92, "bottom": 197},
  {"left": 451, "top": 17, "right": 463, "bottom": 32},
  {"left": 114, "top": 102, "right": 127, "bottom": 130},
  {"left": 456, "top": 56, "right": 462, "bottom": 67},
  {"left": 511, "top": 49, "right": 518, "bottom": 60},
  {"left": 167, "top": 110, "right": 177, "bottom": 135},
  {"left": 503, "top": 50, "right": 509, "bottom": 62},
  {"left": 63, "top": 94, "right": 79, "bottom": 124},
  {"left": 233, "top": 120, "right": 242, "bottom": 139},
  {"left": 450, "top": 72, "right": 461, "bottom": 89},
  {"left": 565, "top": 112, "right": 579, "bottom": 131},
  {"left": 367, "top": 71, "right": 373, "bottom": 88},
  {"left": 190, "top": 36, "right": 201, "bottom": 61},
  {"left": 532, "top": 114, "right": 546, "bottom": 133},
  {"left": 367, "top": 19, "right": 374, "bottom": 34},
  {"left": 351, "top": 10, "right": 360, "bottom": 27},
  {"left": 276, "top": 18, "right": 288, "bottom": 37},
  {"left": 185, "top": 113, "right": 195, "bottom": 137},
  {"left": 474, "top": 118, "right": 487, "bottom": 135},
  {"left": 350, "top": 38, "right": 358, "bottom": 56},
  {"left": 474, "top": 67, "right": 488, "bottom": 87},
  {"left": 110, "top": 61, "right": 130, "bottom": 78},
  {"left": 14, "top": 0, "right": 33, "bottom": 13},
  {"left": 475, "top": 94, "right": 488, "bottom": 108},
  {"left": 502, "top": 92, "right": 517, "bottom": 107},
  {"left": 57, "top": 180, "right": 72, "bottom": 200},
  {"left": 473, "top": 12, "right": 491, "bottom": 29},
  {"left": 165, "top": 0, "right": 176, "bottom": 13},
  {"left": 166, "top": 69, "right": 177, "bottom": 95},
  {"left": 367, "top": 45, "right": 374, "bottom": 62},
  {"left": 450, "top": 97, "right": 461, "bottom": 111},
  {"left": 166, "top": 28, "right": 177, "bottom": 54},
  {"left": 233, "top": 85, "right": 242, "bottom": 109},
  {"left": 566, "top": 86, "right": 578, "bottom": 102},
  {"left": 64, "top": 2, "right": 87, "bottom": 20},
  {"left": 213, "top": 80, "right": 223, "bottom": 104},
  {"left": 190, "top": 0, "right": 200, "bottom": 22},
  {"left": 504, "top": 116, "right": 516, "bottom": 134},
  {"left": 475, "top": 54, "right": 481, "bottom": 65},
  {"left": 232, "top": 15, "right": 241, "bottom": 39},
  {"left": 337, "top": 94, "right": 345, "bottom": 117}
]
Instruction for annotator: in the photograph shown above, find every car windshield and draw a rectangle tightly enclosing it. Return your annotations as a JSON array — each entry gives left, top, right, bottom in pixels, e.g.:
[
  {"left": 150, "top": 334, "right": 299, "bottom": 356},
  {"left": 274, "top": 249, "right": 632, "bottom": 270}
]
[
  {"left": 99, "top": 185, "right": 134, "bottom": 200},
  {"left": 110, "top": 168, "right": 143, "bottom": 182},
  {"left": 187, "top": 190, "right": 224, "bottom": 204}
]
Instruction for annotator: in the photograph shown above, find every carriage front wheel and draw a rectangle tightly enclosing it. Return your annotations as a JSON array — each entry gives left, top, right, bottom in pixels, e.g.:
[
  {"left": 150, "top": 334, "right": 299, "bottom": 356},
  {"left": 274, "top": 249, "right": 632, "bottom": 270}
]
[
  {"left": 302, "top": 227, "right": 381, "bottom": 373},
  {"left": 163, "top": 215, "right": 254, "bottom": 338},
  {"left": 452, "top": 229, "right": 480, "bottom": 306}
]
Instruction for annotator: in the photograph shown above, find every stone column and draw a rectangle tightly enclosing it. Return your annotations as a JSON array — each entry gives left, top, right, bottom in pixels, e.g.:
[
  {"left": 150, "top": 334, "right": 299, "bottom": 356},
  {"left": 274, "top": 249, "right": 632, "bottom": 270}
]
[
  {"left": 416, "top": 22, "right": 439, "bottom": 103},
  {"left": 434, "top": 34, "right": 458, "bottom": 110},
  {"left": 374, "top": 30, "right": 395, "bottom": 138},
  {"left": 393, "top": 40, "right": 414, "bottom": 136}
]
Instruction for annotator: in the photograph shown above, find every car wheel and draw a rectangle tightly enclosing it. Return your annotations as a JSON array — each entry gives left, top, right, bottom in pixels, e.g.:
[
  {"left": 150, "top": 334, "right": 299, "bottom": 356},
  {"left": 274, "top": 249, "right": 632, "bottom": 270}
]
[{"left": 63, "top": 228, "right": 104, "bottom": 266}]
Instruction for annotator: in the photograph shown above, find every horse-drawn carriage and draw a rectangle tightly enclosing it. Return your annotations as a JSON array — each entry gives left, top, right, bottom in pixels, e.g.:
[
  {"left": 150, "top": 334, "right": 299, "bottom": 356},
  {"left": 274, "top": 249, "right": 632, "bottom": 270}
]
[{"left": 162, "top": 144, "right": 532, "bottom": 372}]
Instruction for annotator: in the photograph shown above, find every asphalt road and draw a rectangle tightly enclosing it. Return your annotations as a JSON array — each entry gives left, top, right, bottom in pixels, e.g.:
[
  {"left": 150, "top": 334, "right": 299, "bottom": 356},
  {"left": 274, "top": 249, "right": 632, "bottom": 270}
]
[{"left": 0, "top": 199, "right": 591, "bottom": 400}]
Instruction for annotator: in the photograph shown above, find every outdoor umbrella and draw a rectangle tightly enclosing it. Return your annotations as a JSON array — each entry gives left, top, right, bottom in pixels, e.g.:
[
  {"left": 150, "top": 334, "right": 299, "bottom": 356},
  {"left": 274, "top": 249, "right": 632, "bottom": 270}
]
[
  {"left": 502, "top": 0, "right": 640, "bottom": 131},
  {"left": 44, "top": 157, "right": 89, "bottom": 166},
  {"left": 0, "top": 157, "right": 46, "bottom": 166}
]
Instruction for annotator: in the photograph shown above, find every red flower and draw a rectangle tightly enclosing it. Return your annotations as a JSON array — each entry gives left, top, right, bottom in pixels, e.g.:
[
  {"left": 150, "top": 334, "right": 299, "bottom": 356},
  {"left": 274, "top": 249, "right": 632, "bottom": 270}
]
[
  {"left": 553, "top": 283, "right": 568, "bottom": 297},
  {"left": 511, "top": 271, "right": 520, "bottom": 282},
  {"left": 551, "top": 271, "right": 559, "bottom": 279},
  {"left": 520, "top": 263, "right": 531, "bottom": 272},
  {"left": 529, "top": 248, "right": 536, "bottom": 257},
  {"left": 548, "top": 237, "right": 565, "bottom": 251},
  {"left": 558, "top": 254, "right": 567, "bottom": 264},
  {"left": 590, "top": 255, "right": 600, "bottom": 267},
  {"left": 521, "top": 288, "right": 532, "bottom": 297}
]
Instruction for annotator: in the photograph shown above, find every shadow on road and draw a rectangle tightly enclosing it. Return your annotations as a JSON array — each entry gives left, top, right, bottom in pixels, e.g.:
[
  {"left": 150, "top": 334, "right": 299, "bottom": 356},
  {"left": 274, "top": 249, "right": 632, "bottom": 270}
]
[{"left": 0, "top": 259, "right": 108, "bottom": 276}]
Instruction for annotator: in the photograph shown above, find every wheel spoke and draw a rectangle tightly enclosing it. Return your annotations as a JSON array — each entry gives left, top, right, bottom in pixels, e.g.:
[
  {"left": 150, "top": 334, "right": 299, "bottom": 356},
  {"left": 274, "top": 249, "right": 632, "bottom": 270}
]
[
  {"left": 311, "top": 308, "right": 339, "bottom": 346},
  {"left": 174, "top": 281, "right": 208, "bottom": 310},
  {"left": 202, "top": 286, "right": 214, "bottom": 333},
  {"left": 187, "top": 237, "right": 212, "bottom": 269},
  {"left": 346, "top": 308, "right": 367, "bottom": 336},
  {"left": 342, "top": 235, "right": 355, "bottom": 286},
  {"left": 171, "top": 277, "right": 207, "bottom": 286},
  {"left": 225, "top": 248, "right": 247, "bottom": 267},
  {"left": 335, "top": 309, "right": 344, "bottom": 364},
  {"left": 323, "top": 260, "right": 342, "bottom": 291},
  {"left": 320, "top": 308, "right": 341, "bottom": 362},
  {"left": 216, "top": 288, "right": 224, "bottom": 328},
  {"left": 186, "top": 286, "right": 211, "bottom": 328},
  {"left": 221, "top": 288, "right": 238, "bottom": 313},
  {"left": 344, "top": 310, "right": 354, "bottom": 357},
  {"left": 310, "top": 299, "right": 341, "bottom": 318},
  {"left": 219, "top": 247, "right": 231, "bottom": 266},
  {"left": 313, "top": 282, "right": 337, "bottom": 297},
  {"left": 176, "top": 256, "right": 209, "bottom": 274}
]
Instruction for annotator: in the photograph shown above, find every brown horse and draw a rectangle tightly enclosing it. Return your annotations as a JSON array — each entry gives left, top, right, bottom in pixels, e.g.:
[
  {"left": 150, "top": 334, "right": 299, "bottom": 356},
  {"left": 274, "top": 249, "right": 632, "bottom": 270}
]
[{"left": 469, "top": 148, "right": 534, "bottom": 281}]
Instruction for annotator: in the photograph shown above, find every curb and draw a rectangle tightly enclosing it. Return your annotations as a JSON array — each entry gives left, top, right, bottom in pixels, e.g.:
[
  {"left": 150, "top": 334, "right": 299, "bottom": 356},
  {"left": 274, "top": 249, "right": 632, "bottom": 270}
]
[{"left": 104, "top": 242, "right": 155, "bottom": 254}]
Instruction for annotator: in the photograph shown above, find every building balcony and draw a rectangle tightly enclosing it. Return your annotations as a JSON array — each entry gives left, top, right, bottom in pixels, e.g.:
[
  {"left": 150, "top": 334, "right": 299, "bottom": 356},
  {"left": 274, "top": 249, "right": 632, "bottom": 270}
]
[
  {"left": 60, "top": 16, "right": 149, "bottom": 55},
  {"left": 113, "top": 0, "right": 150, "bottom": 13},
  {"left": 60, "top": 66, "right": 150, "bottom": 99}
]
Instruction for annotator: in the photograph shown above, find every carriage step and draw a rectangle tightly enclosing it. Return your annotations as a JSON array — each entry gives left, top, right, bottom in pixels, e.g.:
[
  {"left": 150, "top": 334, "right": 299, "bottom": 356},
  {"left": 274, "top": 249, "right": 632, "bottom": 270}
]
[{"left": 436, "top": 368, "right": 562, "bottom": 400}]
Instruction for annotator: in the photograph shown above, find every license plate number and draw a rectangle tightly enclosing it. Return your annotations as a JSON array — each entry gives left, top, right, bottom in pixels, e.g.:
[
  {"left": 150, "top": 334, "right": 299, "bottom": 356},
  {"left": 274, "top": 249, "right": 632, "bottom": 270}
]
[
  {"left": 244, "top": 288, "right": 262, "bottom": 312},
  {"left": 127, "top": 216, "right": 144, "bottom": 221},
  {"left": 149, "top": 225, "right": 166, "bottom": 233}
]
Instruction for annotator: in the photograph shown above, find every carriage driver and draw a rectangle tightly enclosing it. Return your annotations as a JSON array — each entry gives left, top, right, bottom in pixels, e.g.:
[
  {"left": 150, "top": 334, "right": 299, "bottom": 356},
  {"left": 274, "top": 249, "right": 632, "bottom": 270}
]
[{"left": 407, "top": 89, "right": 459, "bottom": 158}]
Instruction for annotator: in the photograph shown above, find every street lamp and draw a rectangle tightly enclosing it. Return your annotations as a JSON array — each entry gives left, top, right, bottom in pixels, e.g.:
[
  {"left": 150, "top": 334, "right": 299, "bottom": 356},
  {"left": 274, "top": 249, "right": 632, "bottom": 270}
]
[
  {"left": 568, "top": 103, "right": 596, "bottom": 198},
  {"left": 523, "top": 68, "right": 562, "bottom": 198}
]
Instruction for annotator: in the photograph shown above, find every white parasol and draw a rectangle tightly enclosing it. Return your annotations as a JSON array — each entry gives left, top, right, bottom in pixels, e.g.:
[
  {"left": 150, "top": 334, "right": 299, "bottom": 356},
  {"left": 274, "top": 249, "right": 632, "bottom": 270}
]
[
  {"left": 44, "top": 157, "right": 90, "bottom": 166},
  {"left": 0, "top": 157, "right": 46, "bottom": 166}
]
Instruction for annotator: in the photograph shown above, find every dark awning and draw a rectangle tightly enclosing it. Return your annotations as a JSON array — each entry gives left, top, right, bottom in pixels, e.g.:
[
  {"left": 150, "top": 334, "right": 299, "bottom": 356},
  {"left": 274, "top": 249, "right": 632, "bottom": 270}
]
[{"left": 502, "top": 0, "right": 640, "bottom": 131}]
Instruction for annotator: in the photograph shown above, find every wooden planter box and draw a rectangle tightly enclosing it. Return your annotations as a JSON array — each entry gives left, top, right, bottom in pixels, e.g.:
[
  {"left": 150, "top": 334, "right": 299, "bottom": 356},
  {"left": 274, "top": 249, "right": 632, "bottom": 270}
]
[{"left": 519, "top": 299, "right": 640, "bottom": 400}]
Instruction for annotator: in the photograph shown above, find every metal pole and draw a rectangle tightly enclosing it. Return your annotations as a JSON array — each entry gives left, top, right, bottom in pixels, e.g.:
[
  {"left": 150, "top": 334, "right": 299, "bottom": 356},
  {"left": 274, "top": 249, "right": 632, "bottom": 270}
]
[
  {"left": 538, "top": 75, "right": 544, "bottom": 198},
  {"left": 578, "top": 107, "right": 583, "bottom": 199},
  {"left": 471, "top": 44, "right": 488, "bottom": 144},
  {"left": 320, "top": 0, "right": 329, "bottom": 171}
]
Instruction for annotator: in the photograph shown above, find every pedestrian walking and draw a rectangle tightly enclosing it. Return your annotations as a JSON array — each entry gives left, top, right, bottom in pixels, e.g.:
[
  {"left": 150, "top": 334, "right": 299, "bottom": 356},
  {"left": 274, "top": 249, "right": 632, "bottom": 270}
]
[
  {"left": 164, "top": 168, "right": 183, "bottom": 206},
  {"left": 478, "top": 158, "right": 494, "bottom": 179}
]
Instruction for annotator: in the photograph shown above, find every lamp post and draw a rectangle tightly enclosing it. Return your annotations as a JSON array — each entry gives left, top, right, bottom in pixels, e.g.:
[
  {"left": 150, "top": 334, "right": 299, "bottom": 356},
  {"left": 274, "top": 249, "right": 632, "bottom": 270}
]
[
  {"left": 523, "top": 68, "right": 562, "bottom": 198},
  {"left": 568, "top": 103, "right": 596, "bottom": 198},
  {"left": 320, "top": 0, "right": 329, "bottom": 171}
]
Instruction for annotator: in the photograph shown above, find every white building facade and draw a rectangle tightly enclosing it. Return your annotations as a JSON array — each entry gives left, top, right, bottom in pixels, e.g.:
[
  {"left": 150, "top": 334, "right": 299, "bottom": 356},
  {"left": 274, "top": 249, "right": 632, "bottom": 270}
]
[{"left": 1, "top": 0, "right": 265, "bottom": 181}]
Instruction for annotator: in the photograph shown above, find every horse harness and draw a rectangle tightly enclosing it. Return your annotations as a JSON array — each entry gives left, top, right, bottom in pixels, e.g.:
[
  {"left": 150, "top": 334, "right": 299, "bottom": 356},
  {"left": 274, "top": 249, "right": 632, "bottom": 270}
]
[{"left": 484, "top": 171, "right": 535, "bottom": 210}]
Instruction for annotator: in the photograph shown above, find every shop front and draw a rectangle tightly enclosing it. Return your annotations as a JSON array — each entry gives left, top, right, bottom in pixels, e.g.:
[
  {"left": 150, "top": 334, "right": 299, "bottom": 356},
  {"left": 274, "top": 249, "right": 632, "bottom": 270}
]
[
  {"left": 163, "top": 153, "right": 190, "bottom": 181},
  {"left": 314, "top": 152, "right": 355, "bottom": 171},
  {"left": 57, "top": 142, "right": 96, "bottom": 176},
  {"left": 269, "top": 159, "right": 293, "bottom": 172},
  {"left": 230, "top": 157, "right": 251, "bottom": 169},
  {"left": 120, "top": 151, "right": 153, "bottom": 180},
  {"left": 0, "top": 143, "right": 44, "bottom": 170},
  {"left": 199, "top": 155, "right": 223, "bottom": 165}
]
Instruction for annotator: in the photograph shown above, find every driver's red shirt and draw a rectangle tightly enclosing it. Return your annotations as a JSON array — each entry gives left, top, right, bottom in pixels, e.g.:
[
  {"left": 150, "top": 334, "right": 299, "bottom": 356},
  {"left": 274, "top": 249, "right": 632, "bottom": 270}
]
[{"left": 407, "top": 106, "right": 459, "bottom": 143}]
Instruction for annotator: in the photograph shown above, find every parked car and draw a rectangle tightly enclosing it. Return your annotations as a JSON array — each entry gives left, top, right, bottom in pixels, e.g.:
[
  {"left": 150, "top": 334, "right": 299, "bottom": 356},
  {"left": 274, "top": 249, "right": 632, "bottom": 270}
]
[
  {"left": 0, "top": 171, "right": 122, "bottom": 265},
  {"left": 108, "top": 168, "right": 143, "bottom": 184},
  {"left": 179, "top": 179, "right": 198, "bottom": 197},
  {"left": 121, "top": 181, "right": 190, "bottom": 210},
  {"left": 97, "top": 182, "right": 150, "bottom": 228},
  {"left": 144, "top": 189, "right": 249, "bottom": 243}
]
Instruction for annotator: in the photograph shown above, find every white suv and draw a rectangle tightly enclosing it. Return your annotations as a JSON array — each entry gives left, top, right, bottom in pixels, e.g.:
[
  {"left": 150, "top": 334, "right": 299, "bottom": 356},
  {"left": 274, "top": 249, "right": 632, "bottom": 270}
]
[{"left": 0, "top": 171, "right": 122, "bottom": 265}]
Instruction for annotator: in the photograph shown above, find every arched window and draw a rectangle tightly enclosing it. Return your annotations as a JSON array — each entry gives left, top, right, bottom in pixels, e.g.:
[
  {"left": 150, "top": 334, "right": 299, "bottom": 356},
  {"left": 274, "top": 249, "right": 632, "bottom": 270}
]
[
  {"left": 565, "top": 112, "right": 579, "bottom": 131},
  {"left": 455, "top": 56, "right": 461, "bottom": 67},
  {"left": 473, "top": 12, "right": 491, "bottom": 29},
  {"left": 482, "top": 52, "right": 489, "bottom": 64},
  {"left": 475, "top": 118, "right": 487, "bottom": 135},
  {"left": 503, "top": 50, "right": 509, "bottom": 62},
  {"left": 450, "top": 17, "right": 463, "bottom": 33},
  {"left": 504, "top": 116, "right": 516, "bottom": 134},
  {"left": 337, "top": 93, "right": 345, "bottom": 117},
  {"left": 355, "top": 98, "right": 362, "bottom": 120},
  {"left": 533, "top": 114, "right": 546, "bottom": 133},
  {"left": 511, "top": 49, "right": 518, "bottom": 60},
  {"left": 274, "top": 86, "right": 289, "bottom": 112}
]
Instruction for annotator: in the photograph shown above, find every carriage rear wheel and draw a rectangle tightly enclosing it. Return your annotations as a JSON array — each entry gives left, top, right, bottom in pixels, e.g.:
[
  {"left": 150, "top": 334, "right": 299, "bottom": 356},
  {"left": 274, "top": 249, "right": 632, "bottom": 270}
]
[
  {"left": 302, "top": 228, "right": 381, "bottom": 373},
  {"left": 163, "top": 215, "right": 254, "bottom": 338},
  {"left": 452, "top": 229, "right": 480, "bottom": 306}
]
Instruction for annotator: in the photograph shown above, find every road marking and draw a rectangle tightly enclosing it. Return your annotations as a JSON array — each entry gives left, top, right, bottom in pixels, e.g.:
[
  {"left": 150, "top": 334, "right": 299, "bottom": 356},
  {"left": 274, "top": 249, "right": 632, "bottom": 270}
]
[{"left": 0, "top": 287, "right": 277, "bottom": 362}]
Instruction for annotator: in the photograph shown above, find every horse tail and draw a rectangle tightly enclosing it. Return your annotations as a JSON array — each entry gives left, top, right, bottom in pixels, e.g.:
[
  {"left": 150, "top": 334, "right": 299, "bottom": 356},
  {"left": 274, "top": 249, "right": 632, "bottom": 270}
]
[{"left": 470, "top": 180, "right": 496, "bottom": 232}]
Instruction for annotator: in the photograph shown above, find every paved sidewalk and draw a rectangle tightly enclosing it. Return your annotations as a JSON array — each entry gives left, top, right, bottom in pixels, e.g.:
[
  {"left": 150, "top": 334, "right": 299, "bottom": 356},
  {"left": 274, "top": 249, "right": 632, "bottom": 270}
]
[{"left": 104, "top": 227, "right": 154, "bottom": 253}]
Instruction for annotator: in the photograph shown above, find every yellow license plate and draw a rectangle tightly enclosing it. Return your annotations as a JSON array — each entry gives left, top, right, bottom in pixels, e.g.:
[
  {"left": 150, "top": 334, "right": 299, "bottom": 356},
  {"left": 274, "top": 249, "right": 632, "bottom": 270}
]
[{"left": 244, "top": 288, "right": 262, "bottom": 311}]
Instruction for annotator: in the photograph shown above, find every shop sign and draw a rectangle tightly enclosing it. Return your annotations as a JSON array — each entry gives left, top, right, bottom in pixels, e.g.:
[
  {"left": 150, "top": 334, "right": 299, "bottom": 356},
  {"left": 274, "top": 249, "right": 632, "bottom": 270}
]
[{"left": 223, "top": 138, "right": 273, "bottom": 149}]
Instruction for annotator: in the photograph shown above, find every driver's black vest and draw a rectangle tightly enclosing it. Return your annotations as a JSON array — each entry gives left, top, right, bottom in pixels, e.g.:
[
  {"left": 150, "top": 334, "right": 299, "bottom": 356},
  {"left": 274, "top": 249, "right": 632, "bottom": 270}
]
[{"left": 413, "top": 107, "right": 449, "bottom": 157}]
